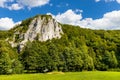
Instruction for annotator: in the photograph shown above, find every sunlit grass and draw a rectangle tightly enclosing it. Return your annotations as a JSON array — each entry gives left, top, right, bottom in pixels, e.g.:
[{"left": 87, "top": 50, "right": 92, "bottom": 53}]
[{"left": 0, "top": 71, "right": 120, "bottom": 80}]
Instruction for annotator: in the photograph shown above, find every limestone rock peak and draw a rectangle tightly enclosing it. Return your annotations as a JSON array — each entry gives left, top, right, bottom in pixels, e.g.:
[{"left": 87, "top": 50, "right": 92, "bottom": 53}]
[{"left": 10, "top": 15, "right": 63, "bottom": 50}]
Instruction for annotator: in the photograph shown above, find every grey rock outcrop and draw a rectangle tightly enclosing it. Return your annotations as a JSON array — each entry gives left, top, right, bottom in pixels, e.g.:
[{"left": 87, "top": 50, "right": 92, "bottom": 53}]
[
  {"left": 10, "top": 15, "right": 63, "bottom": 50},
  {"left": 24, "top": 15, "right": 62, "bottom": 42}
]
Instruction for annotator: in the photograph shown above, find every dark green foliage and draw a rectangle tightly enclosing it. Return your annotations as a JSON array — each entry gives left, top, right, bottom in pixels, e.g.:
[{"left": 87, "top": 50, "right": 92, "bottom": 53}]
[
  {"left": 0, "top": 40, "right": 23, "bottom": 74},
  {"left": 11, "top": 17, "right": 33, "bottom": 33},
  {"left": 0, "top": 31, "right": 12, "bottom": 40},
  {"left": 11, "top": 59, "right": 23, "bottom": 74},
  {"left": 0, "top": 47, "right": 11, "bottom": 74}
]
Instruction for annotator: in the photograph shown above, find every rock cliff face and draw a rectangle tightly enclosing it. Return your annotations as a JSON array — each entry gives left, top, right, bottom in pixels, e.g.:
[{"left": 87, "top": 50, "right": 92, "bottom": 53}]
[
  {"left": 24, "top": 15, "right": 62, "bottom": 41},
  {"left": 10, "top": 15, "right": 63, "bottom": 50}
]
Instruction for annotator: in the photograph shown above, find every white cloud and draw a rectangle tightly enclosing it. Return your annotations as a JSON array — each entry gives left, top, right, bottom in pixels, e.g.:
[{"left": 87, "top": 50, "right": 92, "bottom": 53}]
[
  {"left": 81, "top": 10, "right": 120, "bottom": 30},
  {"left": 0, "top": 0, "right": 6, "bottom": 7},
  {"left": 0, "top": 0, "right": 14, "bottom": 7},
  {"left": 116, "top": 0, "right": 120, "bottom": 3},
  {"left": 49, "top": 9, "right": 120, "bottom": 30},
  {"left": 0, "top": 0, "right": 50, "bottom": 10},
  {"left": 17, "top": 0, "right": 49, "bottom": 8},
  {"left": 53, "top": 9, "right": 82, "bottom": 25},
  {"left": 8, "top": 3, "right": 23, "bottom": 10},
  {"left": 90, "top": 10, "right": 120, "bottom": 29},
  {"left": 0, "top": 17, "right": 17, "bottom": 30}
]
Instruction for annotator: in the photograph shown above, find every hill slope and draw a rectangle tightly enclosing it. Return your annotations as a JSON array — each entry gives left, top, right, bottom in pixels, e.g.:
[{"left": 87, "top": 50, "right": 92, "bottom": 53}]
[{"left": 0, "top": 15, "right": 120, "bottom": 74}]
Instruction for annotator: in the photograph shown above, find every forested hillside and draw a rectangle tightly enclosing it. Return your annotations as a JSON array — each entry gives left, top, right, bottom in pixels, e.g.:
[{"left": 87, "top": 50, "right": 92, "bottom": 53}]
[
  {"left": 0, "top": 40, "right": 23, "bottom": 74},
  {"left": 20, "top": 24, "right": 120, "bottom": 72},
  {"left": 0, "top": 15, "right": 120, "bottom": 74}
]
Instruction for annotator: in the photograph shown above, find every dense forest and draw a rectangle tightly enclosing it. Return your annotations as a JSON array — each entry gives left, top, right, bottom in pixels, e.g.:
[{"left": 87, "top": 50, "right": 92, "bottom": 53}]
[
  {"left": 1, "top": 19, "right": 120, "bottom": 74},
  {"left": 20, "top": 24, "right": 120, "bottom": 73}
]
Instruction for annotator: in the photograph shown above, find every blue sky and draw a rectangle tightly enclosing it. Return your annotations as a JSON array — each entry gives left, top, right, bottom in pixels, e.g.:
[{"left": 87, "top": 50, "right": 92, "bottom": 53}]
[{"left": 0, "top": 0, "right": 120, "bottom": 30}]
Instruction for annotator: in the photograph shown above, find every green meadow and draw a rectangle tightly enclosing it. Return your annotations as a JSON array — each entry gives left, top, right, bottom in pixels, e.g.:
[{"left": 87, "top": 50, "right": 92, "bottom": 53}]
[{"left": 0, "top": 71, "right": 120, "bottom": 80}]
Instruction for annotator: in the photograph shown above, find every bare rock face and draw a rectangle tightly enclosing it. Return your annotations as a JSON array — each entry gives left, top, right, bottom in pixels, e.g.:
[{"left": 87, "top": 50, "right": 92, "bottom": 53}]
[
  {"left": 11, "top": 15, "right": 63, "bottom": 50},
  {"left": 24, "top": 15, "right": 62, "bottom": 42}
]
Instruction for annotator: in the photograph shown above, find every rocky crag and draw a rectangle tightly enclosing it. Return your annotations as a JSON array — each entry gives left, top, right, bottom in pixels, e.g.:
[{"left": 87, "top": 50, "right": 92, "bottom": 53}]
[{"left": 9, "top": 15, "right": 63, "bottom": 50}]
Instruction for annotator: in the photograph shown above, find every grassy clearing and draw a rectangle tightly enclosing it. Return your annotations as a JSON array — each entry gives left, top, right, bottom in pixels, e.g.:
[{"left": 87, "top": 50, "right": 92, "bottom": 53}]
[{"left": 0, "top": 71, "right": 120, "bottom": 80}]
